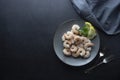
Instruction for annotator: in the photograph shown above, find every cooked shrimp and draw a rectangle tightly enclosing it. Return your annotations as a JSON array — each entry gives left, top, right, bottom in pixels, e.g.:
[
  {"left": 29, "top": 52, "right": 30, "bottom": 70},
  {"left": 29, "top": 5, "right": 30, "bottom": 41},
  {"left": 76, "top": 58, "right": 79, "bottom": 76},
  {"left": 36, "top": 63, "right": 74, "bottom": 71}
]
[
  {"left": 64, "top": 31, "right": 73, "bottom": 40},
  {"left": 72, "top": 52, "right": 80, "bottom": 57},
  {"left": 74, "top": 36, "right": 82, "bottom": 45},
  {"left": 69, "top": 38, "right": 74, "bottom": 44},
  {"left": 70, "top": 45, "right": 78, "bottom": 52},
  {"left": 85, "top": 39, "right": 91, "bottom": 43},
  {"left": 84, "top": 42, "right": 94, "bottom": 49},
  {"left": 76, "top": 48, "right": 85, "bottom": 57},
  {"left": 86, "top": 47, "right": 92, "bottom": 51},
  {"left": 81, "top": 37, "right": 89, "bottom": 43},
  {"left": 77, "top": 44, "right": 84, "bottom": 48},
  {"left": 72, "top": 24, "right": 80, "bottom": 30},
  {"left": 71, "top": 24, "right": 80, "bottom": 34},
  {"left": 62, "top": 33, "right": 66, "bottom": 41},
  {"left": 67, "top": 31, "right": 73, "bottom": 34},
  {"left": 84, "top": 51, "right": 90, "bottom": 58},
  {"left": 63, "top": 48, "right": 71, "bottom": 56},
  {"left": 71, "top": 29, "right": 79, "bottom": 34},
  {"left": 62, "top": 24, "right": 94, "bottom": 58},
  {"left": 63, "top": 40, "right": 71, "bottom": 48}
]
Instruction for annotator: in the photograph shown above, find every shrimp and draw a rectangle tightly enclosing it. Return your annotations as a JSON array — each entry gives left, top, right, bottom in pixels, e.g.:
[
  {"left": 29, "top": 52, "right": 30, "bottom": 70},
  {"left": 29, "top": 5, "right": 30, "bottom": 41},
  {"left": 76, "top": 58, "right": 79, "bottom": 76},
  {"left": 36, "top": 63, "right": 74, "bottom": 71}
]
[
  {"left": 74, "top": 35, "right": 82, "bottom": 45},
  {"left": 72, "top": 52, "right": 80, "bottom": 57},
  {"left": 64, "top": 31, "right": 73, "bottom": 40},
  {"left": 76, "top": 48, "right": 85, "bottom": 57},
  {"left": 71, "top": 24, "right": 80, "bottom": 34},
  {"left": 77, "top": 44, "right": 84, "bottom": 48},
  {"left": 84, "top": 51, "right": 90, "bottom": 58},
  {"left": 86, "top": 47, "right": 92, "bottom": 51},
  {"left": 85, "top": 39, "right": 91, "bottom": 43},
  {"left": 62, "top": 33, "right": 66, "bottom": 41},
  {"left": 71, "top": 29, "right": 79, "bottom": 34},
  {"left": 63, "top": 48, "right": 71, "bottom": 56},
  {"left": 72, "top": 24, "right": 80, "bottom": 30},
  {"left": 63, "top": 40, "right": 71, "bottom": 48},
  {"left": 61, "top": 24, "right": 94, "bottom": 58},
  {"left": 84, "top": 42, "right": 94, "bottom": 50},
  {"left": 69, "top": 38, "right": 74, "bottom": 44},
  {"left": 70, "top": 45, "right": 78, "bottom": 52},
  {"left": 81, "top": 37, "right": 90, "bottom": 44}
]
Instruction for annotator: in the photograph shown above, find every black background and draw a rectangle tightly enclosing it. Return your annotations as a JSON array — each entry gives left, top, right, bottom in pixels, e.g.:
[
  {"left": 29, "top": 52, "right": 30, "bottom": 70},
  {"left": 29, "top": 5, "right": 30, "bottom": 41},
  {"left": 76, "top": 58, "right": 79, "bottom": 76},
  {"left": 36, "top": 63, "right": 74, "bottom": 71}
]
[{"left": 0, "top": 0, "right": 120, "bottom": 80}]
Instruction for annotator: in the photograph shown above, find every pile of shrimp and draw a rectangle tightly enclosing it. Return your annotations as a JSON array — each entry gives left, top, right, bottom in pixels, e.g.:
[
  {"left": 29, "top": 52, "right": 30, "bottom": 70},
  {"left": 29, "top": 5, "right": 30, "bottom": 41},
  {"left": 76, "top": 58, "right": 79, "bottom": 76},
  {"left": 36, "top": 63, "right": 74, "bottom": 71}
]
[{"left": 62, "top": 24, "right": 94, "bottom": 58}]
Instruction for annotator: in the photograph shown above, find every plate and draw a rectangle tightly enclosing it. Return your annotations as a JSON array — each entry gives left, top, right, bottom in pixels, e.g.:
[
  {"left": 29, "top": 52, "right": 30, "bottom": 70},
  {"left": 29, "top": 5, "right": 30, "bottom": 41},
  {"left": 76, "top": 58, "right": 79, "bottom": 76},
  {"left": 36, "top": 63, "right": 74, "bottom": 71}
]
[{"left": 53, "top": 19, "right": 100, "bottom": 66}]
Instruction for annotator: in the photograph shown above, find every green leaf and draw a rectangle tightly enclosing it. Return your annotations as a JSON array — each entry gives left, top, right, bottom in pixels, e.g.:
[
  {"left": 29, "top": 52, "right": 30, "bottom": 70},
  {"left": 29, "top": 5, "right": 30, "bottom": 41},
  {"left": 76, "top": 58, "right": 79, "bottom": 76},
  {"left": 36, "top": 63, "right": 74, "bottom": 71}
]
[{"left": 79, "top": 22, "right": 96, "bottom": 39}]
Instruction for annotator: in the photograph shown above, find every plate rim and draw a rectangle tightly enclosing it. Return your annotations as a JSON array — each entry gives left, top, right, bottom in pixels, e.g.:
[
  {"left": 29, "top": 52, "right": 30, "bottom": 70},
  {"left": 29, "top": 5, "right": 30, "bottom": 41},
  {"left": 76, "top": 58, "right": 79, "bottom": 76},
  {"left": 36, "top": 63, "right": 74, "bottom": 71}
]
[{"left": 53, "top": 19, "right": 100, "bottom": 66}]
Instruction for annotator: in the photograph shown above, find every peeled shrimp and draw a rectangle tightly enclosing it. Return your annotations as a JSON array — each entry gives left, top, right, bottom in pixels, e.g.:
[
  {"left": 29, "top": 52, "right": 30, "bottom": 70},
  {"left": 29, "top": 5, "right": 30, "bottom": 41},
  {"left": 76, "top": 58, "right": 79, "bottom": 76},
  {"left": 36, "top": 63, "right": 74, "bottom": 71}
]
[
  {"left": 74, "top": 36, "right": 82, "bottom": 45},
  {"left": 63, "top": 48, "right": 71, "bottom": 56},
  {"left": 62, "top": 24, "right": 94, "bottom": 58},
  {"left": 72, "top": 52, "right": 80, "bottom": 57},
  {"left": 63, "top": 40, "right": 71, "bottom": 48},
  {"left": 69, "top": 38, "right": 74, "bottom": 44},
  {"left": 86, "top": 47, "right": 92, "bottom": 51},
  {"left": 76, "top": 48, "right": 85, "bottom": 57},
  {"left": 77, "top": 44, "right": 84, "bottom": 48},
  {"left": 62, "top": 33, "right": 66, "bottom": 41},
  {"left": 70, "top": 45, "right": 78, "bottom": 52},
  {"left": 84, "top": 51, "right": 90, "bottom": 58},
  {"left": 71, "top": 24, "right": 80, "bottom": 34},
  {"left": 72, "top": 24, "right": 80, "bottom": 30},
  {"left": 64, "top": 31, "right": 73, "bottom": 40},
  {"left": 81, "top": 37, "right": 90, "bottom": 44},
  {"left": 84, "top": 42, "right": 94, "bottom": 49}
]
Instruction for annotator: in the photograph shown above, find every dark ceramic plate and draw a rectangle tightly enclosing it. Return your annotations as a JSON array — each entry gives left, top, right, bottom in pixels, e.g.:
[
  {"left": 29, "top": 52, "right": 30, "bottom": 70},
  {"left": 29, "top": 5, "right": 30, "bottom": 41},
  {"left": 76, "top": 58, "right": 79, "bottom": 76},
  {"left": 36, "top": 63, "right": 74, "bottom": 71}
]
[{"left": 53, "top": 19, "right": 100, "bottom": 66}]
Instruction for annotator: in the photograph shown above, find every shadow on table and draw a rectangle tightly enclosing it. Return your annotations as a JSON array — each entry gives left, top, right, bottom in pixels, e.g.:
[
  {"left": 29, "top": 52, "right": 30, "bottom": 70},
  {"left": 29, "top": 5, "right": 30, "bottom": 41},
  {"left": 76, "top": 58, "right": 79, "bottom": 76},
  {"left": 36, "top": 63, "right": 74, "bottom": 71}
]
[{"left": 59, "top": 52, "right": 100, "bottom": 74}]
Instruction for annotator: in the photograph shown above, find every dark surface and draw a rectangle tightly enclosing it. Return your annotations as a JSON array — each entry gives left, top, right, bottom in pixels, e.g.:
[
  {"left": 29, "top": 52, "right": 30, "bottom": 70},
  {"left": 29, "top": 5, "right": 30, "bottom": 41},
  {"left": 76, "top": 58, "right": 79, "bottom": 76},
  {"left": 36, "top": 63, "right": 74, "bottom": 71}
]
[{"left": 0, "top": 0, "right": 120, "bottom": 80}]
